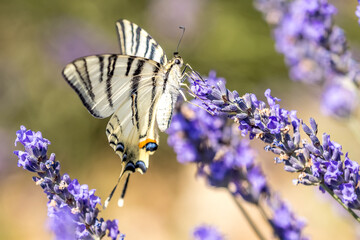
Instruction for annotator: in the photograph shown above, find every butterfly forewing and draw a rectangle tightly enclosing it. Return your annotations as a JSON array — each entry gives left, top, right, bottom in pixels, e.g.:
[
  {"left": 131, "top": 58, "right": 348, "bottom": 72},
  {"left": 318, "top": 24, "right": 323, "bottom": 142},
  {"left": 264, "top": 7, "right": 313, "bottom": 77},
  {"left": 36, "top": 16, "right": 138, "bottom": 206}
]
[
  {"left": 62, "top": 55, "right": 161, "bottom": 118},
  {"left": 116, "top": 19, "right": 167, "bottom": 65}
]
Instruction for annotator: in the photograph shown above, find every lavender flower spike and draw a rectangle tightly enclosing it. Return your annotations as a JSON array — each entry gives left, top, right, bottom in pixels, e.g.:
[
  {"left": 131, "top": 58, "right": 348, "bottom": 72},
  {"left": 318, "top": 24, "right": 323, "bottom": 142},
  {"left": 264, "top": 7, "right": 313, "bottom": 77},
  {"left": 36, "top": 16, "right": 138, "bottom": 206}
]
[
  {"left": 254, "top": 0, "right": 360, "bottom": 118},
  {"left": 14, "top": 126, "right": 124, "bottom": 240},
  {"left": 168, "top": 77, "right": 308, "bottom": 239},
  {"left": 187, "top": 71, "right": 360, "bottom": 221}
]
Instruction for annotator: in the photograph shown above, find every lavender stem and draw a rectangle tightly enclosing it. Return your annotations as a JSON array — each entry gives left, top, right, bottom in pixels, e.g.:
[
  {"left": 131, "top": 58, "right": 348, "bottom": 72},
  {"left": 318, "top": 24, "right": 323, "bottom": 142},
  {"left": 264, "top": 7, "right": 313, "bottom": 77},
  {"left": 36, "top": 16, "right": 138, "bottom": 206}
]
[
  {"left": 228, "top": 190, "right": 266, "bottom": 240},
  {"left": 320, "top": 183, "right": 360, "bottom": 222}
]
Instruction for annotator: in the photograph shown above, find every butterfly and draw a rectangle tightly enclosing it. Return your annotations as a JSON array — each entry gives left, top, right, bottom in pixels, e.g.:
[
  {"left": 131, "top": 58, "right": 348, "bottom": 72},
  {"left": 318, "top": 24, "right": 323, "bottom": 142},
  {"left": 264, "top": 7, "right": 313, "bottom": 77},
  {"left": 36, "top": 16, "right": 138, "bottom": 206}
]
[{"left": 62, "top": 19, "right": 193, "bottom": 207}]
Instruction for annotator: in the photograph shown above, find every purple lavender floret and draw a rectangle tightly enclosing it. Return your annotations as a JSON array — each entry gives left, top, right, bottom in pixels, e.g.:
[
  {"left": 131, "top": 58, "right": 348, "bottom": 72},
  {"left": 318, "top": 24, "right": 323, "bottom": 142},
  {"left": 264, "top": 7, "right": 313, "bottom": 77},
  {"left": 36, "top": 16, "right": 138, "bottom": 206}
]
[
  {"left": 321, "top": 83, "right": 358, "bottom": 118},
  {"left": 14, "top": 126, "right": 123, "bottom": 240},
  {"left": 269, "top": 198, "right": 307, "bottom": 240},
  {"left": 254, "top": 0, "right": 360, "bottom": 118},
  {"left": 193, "top": 225, "right": 224, "bottom": 240},
  {"left": 186, "top": 71, "right": 360, "bottom": 216}
]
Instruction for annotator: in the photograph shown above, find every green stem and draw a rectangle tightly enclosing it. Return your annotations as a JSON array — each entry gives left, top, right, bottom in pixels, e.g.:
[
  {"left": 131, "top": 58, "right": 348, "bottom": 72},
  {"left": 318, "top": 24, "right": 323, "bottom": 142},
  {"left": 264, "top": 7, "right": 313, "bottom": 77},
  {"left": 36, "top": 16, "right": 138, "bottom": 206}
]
[
  {"left": 257, "top": 201, "right": 270, "bottom": 224},
  {"left": 229, "top": 190, "right": 267, "bottom": 240},
  {"left": 320, "top": 183, "right": 360, "bottom": 222}
]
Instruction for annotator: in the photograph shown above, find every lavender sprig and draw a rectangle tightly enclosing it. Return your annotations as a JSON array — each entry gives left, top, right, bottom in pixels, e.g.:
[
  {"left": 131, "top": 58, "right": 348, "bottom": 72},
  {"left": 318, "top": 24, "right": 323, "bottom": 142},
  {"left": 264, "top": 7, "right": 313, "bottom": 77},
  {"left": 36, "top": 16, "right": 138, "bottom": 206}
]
[
  {"left": 13, "top": 126, "right": 124, "bottom": 240},
  {"left": 254, "top": 0, "right": 360, "bottom": 118},
  {"left": 187, "top": 71, "right": 360, "bottom": 221},
  {"left": 168, "top": 95, "right": 307, "bottom": 239}
]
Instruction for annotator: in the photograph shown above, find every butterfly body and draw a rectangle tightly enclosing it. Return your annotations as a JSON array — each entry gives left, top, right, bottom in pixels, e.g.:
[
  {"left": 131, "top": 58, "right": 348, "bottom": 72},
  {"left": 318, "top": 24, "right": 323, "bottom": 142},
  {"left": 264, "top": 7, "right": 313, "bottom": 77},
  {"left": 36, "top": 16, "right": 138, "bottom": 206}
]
[{"left": 62, "top": 19, "right": 184, "bottom": 177}]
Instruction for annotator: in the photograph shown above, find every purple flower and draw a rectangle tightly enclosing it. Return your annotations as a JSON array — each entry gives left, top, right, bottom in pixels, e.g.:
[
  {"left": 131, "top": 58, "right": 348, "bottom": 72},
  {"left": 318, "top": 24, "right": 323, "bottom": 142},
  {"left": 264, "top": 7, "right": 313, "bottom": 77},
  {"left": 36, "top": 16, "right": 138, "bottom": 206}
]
[
  {"left": 193, "top": 225, "right": 224, "bottom": 240},
  {"left": 321, "top": 83, "right": 358, "bottom": 118},
  {"left": 186, "top": 70, "right": 360, "bottom": 222},
  {"left": 324, "top": 161, "right": 343, "bottom": 186},
  {"left": 338, "top": 183, "right": 357, "bottom": 204},
  {"left": 13, "top": 126, "right": 123, "bottom": 239},
  {"left": 255, "top": 0, "right": 360, "bottom": 118},
  {"left": 248, "top": 166, "right": 268, "bottom": 199},
  {"left": 169, "top": 72, "right": 308, "bottom": 238},
  {"left": 48, "top": 204, "right": 79, "bottom": 240},
  {"left": 356, "top": 1, "right": 360, "bottom": 25},
  {"left": 107, "top": 220, "right": 125, "bottom": 240},
  {"left": 271, "top": 200, "right": 307, "bottom": 240}
]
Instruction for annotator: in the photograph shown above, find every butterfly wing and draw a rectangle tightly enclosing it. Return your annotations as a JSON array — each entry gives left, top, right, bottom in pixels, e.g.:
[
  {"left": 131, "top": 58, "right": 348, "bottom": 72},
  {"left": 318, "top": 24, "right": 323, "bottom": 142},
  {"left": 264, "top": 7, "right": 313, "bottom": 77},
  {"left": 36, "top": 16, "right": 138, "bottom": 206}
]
[
  {"left": 62, "top": 54, "right": 161, "bottom": 118},
  {"left": 106, "top": 78, "right": 162, "bottom": 175},
  {"left": 116, "top": 19, "right": 168, "bottom": 65}
]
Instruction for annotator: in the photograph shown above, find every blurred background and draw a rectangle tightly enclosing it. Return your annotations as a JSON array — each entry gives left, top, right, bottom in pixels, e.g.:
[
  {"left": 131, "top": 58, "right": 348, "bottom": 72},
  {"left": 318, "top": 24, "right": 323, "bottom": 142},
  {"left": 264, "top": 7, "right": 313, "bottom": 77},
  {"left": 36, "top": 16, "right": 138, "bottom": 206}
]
[{"left": 1, "top": 0, "right": 360, "bottom": 239}]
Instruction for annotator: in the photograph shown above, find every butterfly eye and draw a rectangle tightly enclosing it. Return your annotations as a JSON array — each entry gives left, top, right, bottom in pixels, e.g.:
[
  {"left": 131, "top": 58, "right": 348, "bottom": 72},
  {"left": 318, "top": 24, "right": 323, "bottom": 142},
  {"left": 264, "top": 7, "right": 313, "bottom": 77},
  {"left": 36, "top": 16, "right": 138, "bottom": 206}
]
[{"left": 175, "top": 59, "right": 181, "bottom": 65}]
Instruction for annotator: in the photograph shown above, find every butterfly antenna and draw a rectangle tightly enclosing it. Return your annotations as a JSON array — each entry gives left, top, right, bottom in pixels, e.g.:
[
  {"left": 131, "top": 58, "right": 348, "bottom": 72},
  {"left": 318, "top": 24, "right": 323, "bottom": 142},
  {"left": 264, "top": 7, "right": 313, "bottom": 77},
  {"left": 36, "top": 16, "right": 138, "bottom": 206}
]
[
  {"left": 118, "top": 173, "right": 131, "bottom": 207},
  {"left": 104, "top": 168, "right": 125, "bottom": 209},
  {"left": 174, "top": 26, "right": 185, "bottom": 55}
]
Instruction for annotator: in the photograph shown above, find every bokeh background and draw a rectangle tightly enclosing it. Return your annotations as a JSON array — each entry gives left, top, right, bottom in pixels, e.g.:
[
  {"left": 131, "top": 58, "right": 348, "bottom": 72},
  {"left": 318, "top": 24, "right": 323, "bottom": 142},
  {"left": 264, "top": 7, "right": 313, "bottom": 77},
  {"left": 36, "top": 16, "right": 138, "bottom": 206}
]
[{"left": 1, "top": 0, "right": 360, "bottom": 239}]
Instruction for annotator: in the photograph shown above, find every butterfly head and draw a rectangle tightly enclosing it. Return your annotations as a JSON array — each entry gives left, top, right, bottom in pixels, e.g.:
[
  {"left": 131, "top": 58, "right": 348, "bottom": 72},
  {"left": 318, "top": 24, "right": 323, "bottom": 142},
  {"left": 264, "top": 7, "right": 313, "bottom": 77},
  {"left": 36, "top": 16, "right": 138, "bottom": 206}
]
[{"left": 171, "top": 54, "right": 184, "bottom": 68}]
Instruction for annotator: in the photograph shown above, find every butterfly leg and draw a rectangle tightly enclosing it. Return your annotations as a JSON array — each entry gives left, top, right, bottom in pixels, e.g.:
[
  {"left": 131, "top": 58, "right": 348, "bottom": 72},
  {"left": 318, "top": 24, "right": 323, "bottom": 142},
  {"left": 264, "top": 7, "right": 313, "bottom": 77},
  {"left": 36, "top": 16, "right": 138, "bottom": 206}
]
[
  {"left": 181, "top": 64, "right": 204, "bottom": 82},
  {"left": 178, "top": 89, "right": 188, "bottom": 101}
]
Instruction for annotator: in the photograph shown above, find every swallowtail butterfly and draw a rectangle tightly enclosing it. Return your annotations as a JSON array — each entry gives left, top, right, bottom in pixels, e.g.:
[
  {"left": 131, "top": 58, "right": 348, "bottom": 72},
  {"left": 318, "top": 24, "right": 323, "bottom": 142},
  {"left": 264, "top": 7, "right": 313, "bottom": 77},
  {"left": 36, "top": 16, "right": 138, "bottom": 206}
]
[{"left": 62, "top": 19, "right": 191, "bottom": 207}]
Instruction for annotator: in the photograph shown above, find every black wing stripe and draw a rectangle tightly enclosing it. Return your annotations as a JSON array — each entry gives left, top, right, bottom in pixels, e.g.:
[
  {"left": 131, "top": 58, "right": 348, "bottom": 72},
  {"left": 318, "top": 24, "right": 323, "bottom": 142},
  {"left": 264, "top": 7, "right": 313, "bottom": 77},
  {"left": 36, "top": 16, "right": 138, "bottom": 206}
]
[
  {"left": 62, "top": 71, "right": 101, "bottom": 118},
  {"left": 130, "top": 59, "right": 145, "bottom": 131},
  {"left": 120, "top": 21, "right": 127, "bottom": 54},
  {"left": 130, "top": 23, "right": 135, "bottom": 54},
  {"left": 98, "top": 55, "right": 104, "bottom": 83},
  {"left": 160, "top": 54, "right": 165, "bottom": 65},
  {"left": 125, "top": 56, "right": 135, "bottom": 76},
  {"left": 163, "top": 64, "right": 174, "bottom": 93},
  {"left": 83, "top": 58, "right": 91, "bottom": 87},
  {"left": 134, "top": 26, "right": 141, "bottom": 55},
  {"left": 111, "top": 133, "right": 119, "bottom": 142},
  {"left": 73, "top": 62, "right": 95, "bottom": 101},
  {"left": 149, "top": 43, "right": 156, "bottom": 61},
  {"left": 144, "top": 35, "right": 151, "bottom": 58},
  {"left": 106, "top": 54, "right": 118, "bottom": 108}
]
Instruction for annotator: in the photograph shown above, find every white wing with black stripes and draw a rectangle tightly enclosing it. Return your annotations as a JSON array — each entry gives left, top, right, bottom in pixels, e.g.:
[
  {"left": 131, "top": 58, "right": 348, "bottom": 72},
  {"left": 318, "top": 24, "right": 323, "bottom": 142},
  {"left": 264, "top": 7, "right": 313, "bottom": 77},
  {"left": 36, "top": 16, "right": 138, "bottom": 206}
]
[
  {"left": 116, "top": 19, "right": 167, "bottom": 65},
  {"left": 63, "top": 55, "right": 162, "bottom": 118},
  {"left": 62, "top": 19, "right": 185, "bottom": 207}
]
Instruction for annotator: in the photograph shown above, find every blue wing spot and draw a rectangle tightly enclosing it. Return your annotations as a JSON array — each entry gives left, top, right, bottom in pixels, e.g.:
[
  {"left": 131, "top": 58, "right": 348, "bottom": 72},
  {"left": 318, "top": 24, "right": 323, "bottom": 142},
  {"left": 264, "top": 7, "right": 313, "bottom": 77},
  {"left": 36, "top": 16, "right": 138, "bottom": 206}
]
[
  {"left": 145, "top": 142, "right": 158, "bottom": 152},
  {"left": 135, "top": 161, "right": 147, "bottom": 173},
  {"left": 116, "top": 143, "right": 125, "bottom": 152},
  {"left": 122, "top": 152, "right": 127, "bottom": 162},
  {"left": 124, "top": 161, "right": 135, "bottom": 173}
]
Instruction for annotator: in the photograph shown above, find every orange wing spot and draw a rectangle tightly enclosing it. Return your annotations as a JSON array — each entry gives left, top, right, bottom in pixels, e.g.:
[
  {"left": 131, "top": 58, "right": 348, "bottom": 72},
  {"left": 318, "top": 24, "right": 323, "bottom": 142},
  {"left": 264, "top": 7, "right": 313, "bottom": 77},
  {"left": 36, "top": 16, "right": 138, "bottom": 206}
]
[{"left": 138, "top": 139, "right": 157, "bottom": 149}]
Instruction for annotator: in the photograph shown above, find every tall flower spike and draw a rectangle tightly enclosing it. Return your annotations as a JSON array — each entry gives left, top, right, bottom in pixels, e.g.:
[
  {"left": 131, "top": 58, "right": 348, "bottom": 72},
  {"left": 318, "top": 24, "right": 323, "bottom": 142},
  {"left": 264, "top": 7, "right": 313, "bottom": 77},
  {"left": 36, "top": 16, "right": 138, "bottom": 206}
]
[
  {"left": 254, "top": 0, "right": 360, "bottom": 118},
  {"left": 13, "top": 126, "right": 124, "bottom": 240},
  {"left": 186, "top": 71, "right": 360, "bottom": 220},
  {"left": 168, "top": 89, "right": 308, "bottom": 238}
]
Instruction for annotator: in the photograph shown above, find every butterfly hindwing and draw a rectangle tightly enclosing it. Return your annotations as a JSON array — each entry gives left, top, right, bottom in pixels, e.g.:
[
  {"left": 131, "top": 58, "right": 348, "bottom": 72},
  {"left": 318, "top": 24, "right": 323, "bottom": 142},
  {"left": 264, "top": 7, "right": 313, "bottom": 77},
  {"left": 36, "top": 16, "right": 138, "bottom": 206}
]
[
  {"left": 106, "top": 71, "right": 162, "bottom": 174},
  {"left": 62, "top": 54, "right": 162, "bottom": 118},
  {"left": 116, "top": 19, "right": 167, "bottom": 65}
]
